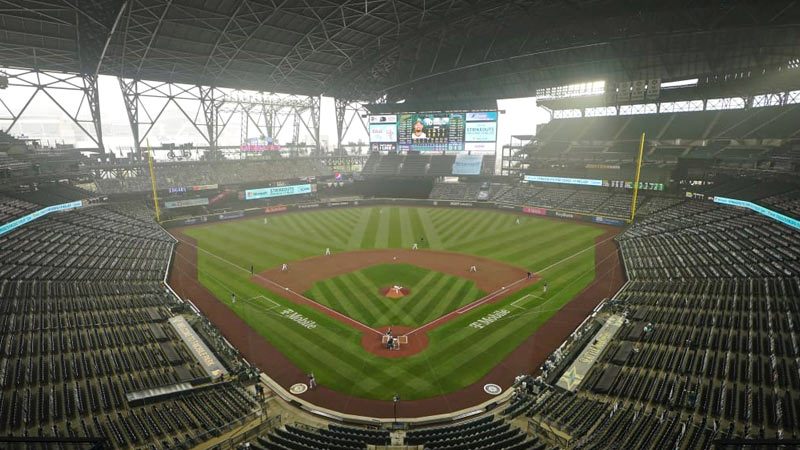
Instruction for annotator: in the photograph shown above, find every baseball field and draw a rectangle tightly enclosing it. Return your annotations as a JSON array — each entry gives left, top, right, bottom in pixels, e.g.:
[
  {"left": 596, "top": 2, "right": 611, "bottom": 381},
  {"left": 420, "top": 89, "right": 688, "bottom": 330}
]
[{"left": 177, "top": 206, "right": 608, "bottom": 401}]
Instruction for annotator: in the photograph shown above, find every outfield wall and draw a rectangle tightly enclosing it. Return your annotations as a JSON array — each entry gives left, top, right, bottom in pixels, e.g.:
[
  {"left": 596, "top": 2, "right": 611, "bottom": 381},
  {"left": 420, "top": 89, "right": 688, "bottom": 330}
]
[{"left": 160, "top": 198, "right": 629, "bottom": 229}]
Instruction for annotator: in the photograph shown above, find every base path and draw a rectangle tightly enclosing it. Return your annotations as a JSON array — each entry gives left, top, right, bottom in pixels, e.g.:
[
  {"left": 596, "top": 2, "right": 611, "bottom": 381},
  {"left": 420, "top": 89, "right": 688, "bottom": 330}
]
[{"left": 167, "top": 219, "right": 624, "bottom": 418}]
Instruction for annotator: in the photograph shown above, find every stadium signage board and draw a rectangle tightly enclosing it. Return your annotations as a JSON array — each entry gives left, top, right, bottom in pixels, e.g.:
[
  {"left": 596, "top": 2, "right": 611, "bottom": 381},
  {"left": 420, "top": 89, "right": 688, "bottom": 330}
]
[
  {"left": 524, "top": 175, "right": 603, "bottom": 187},
  {"left": 245, "top": 184, "right": 312, "bottom": 200},
  {"left": 368, "top": 110, "right": 497, "bottom": 152},
  {"left": 164, "top": 198, "right": 209, "bottom": 209},
  {"left": 264, "top": 205, "right": 288, "bottom": 214},
  {"left": 523, "top": 206, "right": 547, "bottom": 215}
]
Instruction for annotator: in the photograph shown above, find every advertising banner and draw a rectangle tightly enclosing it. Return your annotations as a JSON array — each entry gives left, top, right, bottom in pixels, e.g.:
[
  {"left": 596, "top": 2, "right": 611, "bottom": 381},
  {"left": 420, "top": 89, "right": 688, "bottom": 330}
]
[
  {"left": 523, "top": 206, "right": 547, "bottom": 215},
  {"left": 245, "top": 184, "right": 312, "bottom": 200},
  {"left": 369, "top": 123, "right": 397, "bottom": 143},
  {"left": 369, "top": 115, "right": 397, "bottom": 123},
  {"left": 465, "top": 121, "right": 497, "bottom": 142},
  {"left": 164, "top": 198, "right": 209, "bottom": 209},
  {"left": 452, "top": 154, "right": 484, "bottom": 175},
  {"left": 466, "top": 111, "right": 498, "bottom": 121},
  {"left": 524, "top": 175, "right": 603, "bottom": 187}
]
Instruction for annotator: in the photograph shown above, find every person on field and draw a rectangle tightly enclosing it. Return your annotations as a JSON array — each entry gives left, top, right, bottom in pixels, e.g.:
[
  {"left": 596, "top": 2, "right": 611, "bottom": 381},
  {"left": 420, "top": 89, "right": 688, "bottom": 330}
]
[
  {"left": 250, "top": 264, "right": 254, "bottom": 275},
  {"left": 527, "top": 271, "right": 532, "bottom": 279},
  {"left": 543, "top": 282, "right": 547, "bottom": 293},
  {"left": 325, "top": 247, "right": 331, "bottom": 255},
  {"left": 263, "top": 217, "right": 268, "bottom": 224},
  {"left": 516, "top": 217, "right": 520, "bottom": 225},
  {"left": 231, "top": 292, "right": 236, "bottom": 303},
  {"left": 412, "top": 243, "right": 418, "bottom": 250},
  {"left": 281, "top": 263, "right": 288, "bottom": 272},
  {"left": 308, "top": 372, "right": 316, "bottom": 389},
  {"left": 469, "top": 265, "right": 477, "bottom": 272}
]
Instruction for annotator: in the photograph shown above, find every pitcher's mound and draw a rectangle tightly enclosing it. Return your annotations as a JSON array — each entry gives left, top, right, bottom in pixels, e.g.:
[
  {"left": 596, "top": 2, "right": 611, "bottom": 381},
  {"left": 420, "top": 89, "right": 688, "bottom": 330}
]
[{"left": 380, "top": 285, "right": 410, "bottom": 298}]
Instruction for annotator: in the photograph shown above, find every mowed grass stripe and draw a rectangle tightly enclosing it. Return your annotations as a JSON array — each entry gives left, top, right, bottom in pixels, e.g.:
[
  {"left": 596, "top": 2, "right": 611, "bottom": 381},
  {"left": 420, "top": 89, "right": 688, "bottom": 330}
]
[
  {"left": 424, "top": 278, "right": 472, "bottom": 321},
  {"left": 388, "top": 208, "right": 402, "bottom": 248},
  {"left": 340, "top": 272, "right": 387, "bottom": 324},
  {"left": 447, "top": 217, "right": 564, "bottom": 253},
  {"left": 374, "top": 207, "right": 391, "bottom": 248},
  {"left": 444, "top": 210, "right": 498, "bottom": 245},
  {"left": 416, "top": 208, "right": 442, "bottom": 248},
  {"left": 358, "top": 208, "right": 380, "bottom": 249},
  {"left": 313, "top": 277, "right": 377, "bottom": 325},
  {"left": 310, "top": 209, "right": 357, "bottom": 246},
  {"left": 407, "top": 208, "right": 429, "bottom": 249},
  {"left": 404, "top": 274, "right": 457, "bottom": 324},
  {"left": 348, "top": 208, "right": 373, "bottom": 249},
  {"left": 293, "top": 210, "right": 349, "bottom": 247},
  {"left": 398, "top": 208, "right": 414, "bottom": 248}
]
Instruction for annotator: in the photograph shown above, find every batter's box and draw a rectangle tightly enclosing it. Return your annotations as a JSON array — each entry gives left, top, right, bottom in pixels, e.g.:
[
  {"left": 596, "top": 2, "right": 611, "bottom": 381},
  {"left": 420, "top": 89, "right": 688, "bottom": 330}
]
[
  {"left": 397, "top": 335, "right": 408, "bottom": 345},
  {"left": 246, "top": 295, "right": 280, "bottom": 310},
  {"left": 510, "top": 294, "right": 543, "bottom": 310}
]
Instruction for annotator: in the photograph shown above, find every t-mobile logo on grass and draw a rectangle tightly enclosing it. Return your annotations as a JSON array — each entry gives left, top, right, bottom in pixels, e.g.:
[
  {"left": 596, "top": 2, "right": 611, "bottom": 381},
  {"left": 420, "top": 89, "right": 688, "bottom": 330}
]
[
  {"left": 280, "top": 308, "right": 317, "bottom": 329},
  {"left": 469, "top": 309, "right": 510, "bottom": 329}
]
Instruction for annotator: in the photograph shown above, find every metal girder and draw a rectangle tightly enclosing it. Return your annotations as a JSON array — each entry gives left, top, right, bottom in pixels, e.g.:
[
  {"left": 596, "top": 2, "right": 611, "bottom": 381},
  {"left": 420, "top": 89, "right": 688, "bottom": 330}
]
[
  {"left": 1, "top": 69, "right": 105, "bottom": 152},
  {"left": 118, "top": 78, "right": 220, "bottom": 152},
  {"left": 201, "top": 0, "right": 288, "bottom": 83},
  {"left": 334, "top": 98, "right": 368, "bottom": 155}
]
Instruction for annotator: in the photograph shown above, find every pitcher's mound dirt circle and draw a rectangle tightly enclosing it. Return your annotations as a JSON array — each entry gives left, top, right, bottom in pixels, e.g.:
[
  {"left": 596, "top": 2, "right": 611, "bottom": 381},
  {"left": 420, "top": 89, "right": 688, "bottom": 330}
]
[{"left": 381, "top": 286, "right": 410, "bottom": 298}]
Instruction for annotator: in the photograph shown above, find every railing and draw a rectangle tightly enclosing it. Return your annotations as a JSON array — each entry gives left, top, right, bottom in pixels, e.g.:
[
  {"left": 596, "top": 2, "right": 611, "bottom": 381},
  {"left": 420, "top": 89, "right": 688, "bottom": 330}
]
[
  {"left": 203, "top": 414, "right": 282, "bottom": 450},
  {"left": 174, "top": 405, "right": 278, "bottom": 450}
]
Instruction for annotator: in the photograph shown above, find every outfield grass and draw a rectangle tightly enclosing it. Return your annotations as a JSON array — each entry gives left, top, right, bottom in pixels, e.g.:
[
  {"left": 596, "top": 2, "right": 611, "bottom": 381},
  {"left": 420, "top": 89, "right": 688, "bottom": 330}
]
[
  {"left": 305, "top": 263, "right": 486, "bottom": 328},
  {"left": 183, "top": 207, "right": 605, "bottom": 400}
]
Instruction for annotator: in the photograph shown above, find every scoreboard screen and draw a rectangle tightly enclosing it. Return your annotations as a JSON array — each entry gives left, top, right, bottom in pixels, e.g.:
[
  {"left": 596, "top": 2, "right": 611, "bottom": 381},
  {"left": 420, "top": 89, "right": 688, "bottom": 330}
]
[{"left": 369, "top": 110, "right": 497, "bottom": 152}]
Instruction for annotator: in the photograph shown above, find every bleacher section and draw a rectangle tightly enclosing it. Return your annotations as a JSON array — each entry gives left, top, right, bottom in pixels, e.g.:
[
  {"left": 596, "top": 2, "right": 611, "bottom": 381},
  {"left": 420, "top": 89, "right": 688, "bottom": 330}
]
[
  {"left": 0, "top": 193, "right": 38, "bottom": 224},
  {"left": 0, "top": 199, "right": 259, "bottom": 449},
  {"left": 427, "top": 182, "right": 661, "bottom": 219},
  {"left": 522, "top": 198, "right": 800, "bottom": 449}
]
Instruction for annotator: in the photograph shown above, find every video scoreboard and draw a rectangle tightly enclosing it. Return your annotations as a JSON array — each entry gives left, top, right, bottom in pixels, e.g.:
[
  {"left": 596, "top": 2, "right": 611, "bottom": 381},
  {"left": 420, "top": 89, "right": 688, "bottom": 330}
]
[{"left": 369, "top": 111, "right": 497, "bottom": 152}]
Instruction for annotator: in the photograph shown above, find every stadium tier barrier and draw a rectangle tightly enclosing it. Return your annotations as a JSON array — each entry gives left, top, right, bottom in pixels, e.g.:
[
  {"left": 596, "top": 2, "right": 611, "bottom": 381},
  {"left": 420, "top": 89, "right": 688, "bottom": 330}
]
[
  {"left": 713, "top": 196, "right": 800, "bottom": 231},
  {"left": 159, "top": 198, "right": 631, "bottom": 228},
  {"left": 0, "top": 199, "right": 84, "bottom": 236}
]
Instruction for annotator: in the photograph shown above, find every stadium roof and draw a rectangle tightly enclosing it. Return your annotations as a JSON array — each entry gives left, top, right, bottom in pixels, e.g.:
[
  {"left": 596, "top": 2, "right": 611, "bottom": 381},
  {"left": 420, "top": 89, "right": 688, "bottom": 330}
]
[{"left": 1, "top": 0, "right": 800, "bottom": 101}]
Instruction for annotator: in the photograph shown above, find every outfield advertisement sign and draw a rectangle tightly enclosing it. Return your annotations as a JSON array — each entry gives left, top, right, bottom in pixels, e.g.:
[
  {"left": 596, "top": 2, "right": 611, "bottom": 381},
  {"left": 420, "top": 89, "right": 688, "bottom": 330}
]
[
  {"left": 524, "top": 175, "right": 603, "bottom": 187},
  {"left": 245, "top": 184, "right": 312, "bottom": 200},
  {"left": 523, "top": 206, "right": 547, "bottom": 216},
  {"left": 0, "top": 200, "right": 84, "bottom": 236},
  {"left": 713, "top": 196, "right": 800, "bottom": 231},
  {"left": 164, "top": 198, "right": 209, "bottom": 209}
]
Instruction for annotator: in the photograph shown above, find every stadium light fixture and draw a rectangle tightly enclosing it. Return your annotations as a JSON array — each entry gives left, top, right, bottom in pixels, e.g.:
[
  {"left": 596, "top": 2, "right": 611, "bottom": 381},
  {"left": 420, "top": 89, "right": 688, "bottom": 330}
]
[{"left": 660, "top": 78, "right": 698, "bottom": 89}]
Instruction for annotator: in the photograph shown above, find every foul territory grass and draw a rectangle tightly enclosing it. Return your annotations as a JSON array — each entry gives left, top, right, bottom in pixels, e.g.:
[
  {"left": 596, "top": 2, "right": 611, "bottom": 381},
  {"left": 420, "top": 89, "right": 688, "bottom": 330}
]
[
  {"left": 305, "top": 263, "right": 486, "bottom": 328},
  {"left": 183, "top": 207, "right": 606, "bottom": 401}
]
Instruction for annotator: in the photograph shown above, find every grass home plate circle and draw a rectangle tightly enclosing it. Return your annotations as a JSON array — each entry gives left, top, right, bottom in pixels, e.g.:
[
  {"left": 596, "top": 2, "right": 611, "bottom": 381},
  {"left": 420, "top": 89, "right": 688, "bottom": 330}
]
[{"left": 380, "top": 285, "right": 410, "bottom": 298}]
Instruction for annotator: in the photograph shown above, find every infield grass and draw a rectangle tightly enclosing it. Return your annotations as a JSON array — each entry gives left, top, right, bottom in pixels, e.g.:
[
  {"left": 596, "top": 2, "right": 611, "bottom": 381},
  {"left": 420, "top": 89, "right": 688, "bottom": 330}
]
[
  {"left": 182, "top": 207, "right": 607, "bottom": 400},
  {"left": 305, "top": 263, "right": 486, "bottom": 328}
]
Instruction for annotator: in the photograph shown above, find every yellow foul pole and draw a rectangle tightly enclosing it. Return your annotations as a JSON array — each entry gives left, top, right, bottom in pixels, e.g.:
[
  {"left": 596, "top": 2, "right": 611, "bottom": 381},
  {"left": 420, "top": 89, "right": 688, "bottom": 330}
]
[
  {"left": 147, "top": 140, "right": 161, "bottom": 223},
  {"left": 630, "top": 132, "right": 646, "bottom": 222}
]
